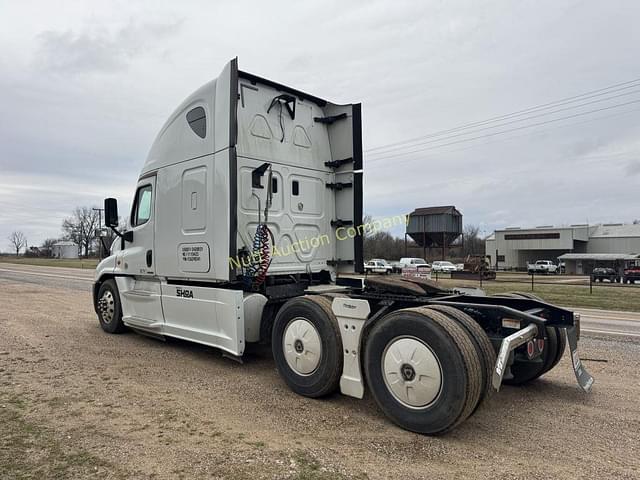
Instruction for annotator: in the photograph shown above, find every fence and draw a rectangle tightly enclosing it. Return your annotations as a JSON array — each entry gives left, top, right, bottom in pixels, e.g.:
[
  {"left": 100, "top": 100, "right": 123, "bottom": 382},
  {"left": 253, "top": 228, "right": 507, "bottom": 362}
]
[{"left": 430, "top": 270, "right": 640, "bottom": 294}]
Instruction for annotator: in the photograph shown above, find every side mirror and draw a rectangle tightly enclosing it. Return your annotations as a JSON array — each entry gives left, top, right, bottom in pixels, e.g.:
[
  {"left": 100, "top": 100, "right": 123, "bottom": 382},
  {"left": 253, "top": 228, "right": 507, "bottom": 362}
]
[{"left": 104, "top": 198, "right": 119, "bottom": 227}]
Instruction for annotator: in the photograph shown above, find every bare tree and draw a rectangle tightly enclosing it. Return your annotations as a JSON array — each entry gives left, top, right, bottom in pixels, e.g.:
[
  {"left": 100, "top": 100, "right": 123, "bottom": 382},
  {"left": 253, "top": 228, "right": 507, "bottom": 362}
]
[
  {"left": 460, "top": 224, "right": 485, "bottom": 258},
  {"left": 62, "top": 207, "right": 101, "bottom": 257},
  {"left": 8, "top": 231, "right": 27, "bottom": 256}
]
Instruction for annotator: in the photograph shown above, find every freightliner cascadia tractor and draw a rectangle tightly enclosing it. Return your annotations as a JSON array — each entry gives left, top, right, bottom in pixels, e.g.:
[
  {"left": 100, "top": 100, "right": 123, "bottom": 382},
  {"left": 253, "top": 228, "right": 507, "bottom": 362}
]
[{"left": 93, "top": 58, "right": 592, "bottom": 435}]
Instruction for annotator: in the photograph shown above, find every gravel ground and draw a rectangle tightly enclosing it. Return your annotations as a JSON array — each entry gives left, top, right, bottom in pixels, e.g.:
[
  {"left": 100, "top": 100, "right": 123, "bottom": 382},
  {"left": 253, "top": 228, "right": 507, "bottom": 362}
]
[{"left": 1, "top": 278, "right": 639, "bottom": 479}]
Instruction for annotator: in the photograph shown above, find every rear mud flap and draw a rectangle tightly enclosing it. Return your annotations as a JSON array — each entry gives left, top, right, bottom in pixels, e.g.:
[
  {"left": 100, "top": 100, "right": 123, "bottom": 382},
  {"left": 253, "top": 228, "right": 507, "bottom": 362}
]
[
  {"left": 565, "top": 326, "right": 594, "bottom": 393},
  {"left": 493, "top": 323, "right": 538, "bottom": 391}
]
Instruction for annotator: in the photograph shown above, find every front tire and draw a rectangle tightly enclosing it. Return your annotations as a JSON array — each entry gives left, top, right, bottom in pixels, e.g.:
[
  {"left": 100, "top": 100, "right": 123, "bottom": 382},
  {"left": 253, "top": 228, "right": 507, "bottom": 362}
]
[
  {"left": 272, "top": 296, "right": 342, "bottom": 398},
  {"left": 96, "top": 279, "right": 126, "bottom": 333}
]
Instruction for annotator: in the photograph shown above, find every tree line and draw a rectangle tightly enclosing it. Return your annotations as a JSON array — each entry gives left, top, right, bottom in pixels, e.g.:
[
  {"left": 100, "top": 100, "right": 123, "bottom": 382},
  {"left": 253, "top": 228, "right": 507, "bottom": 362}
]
[
  {"left": 6, "top": 206, "right": 121, "bottom": 257},
  {"left": 363, "top": 224, "right": 487, "bottom": 262}
]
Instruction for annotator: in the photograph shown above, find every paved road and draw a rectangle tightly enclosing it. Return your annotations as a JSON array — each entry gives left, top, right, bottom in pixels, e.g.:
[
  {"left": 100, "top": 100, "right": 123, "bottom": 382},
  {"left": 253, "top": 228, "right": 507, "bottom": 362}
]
[
  {"left": 0, "top": 264, "right": 93, "bottom": 292},
  {"left": 1, "top": 263, "right": 639, "bottom": 338},
  {"left": 572, "top": 307, "right": 640, "bottom": 338}
]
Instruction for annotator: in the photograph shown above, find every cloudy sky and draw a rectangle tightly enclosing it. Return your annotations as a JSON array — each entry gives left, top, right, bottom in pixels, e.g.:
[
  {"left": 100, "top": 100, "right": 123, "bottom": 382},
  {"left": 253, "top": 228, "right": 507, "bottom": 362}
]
[{"left": 1, "top": 0, "right": 639, "bottom": 250}]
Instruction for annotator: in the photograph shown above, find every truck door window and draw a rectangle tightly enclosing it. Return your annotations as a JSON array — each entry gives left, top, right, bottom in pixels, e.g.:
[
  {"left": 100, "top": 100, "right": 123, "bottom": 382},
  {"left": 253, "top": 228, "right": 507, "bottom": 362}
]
[{"left": 132, "top": 185, "right": 153, "bottom": 226}]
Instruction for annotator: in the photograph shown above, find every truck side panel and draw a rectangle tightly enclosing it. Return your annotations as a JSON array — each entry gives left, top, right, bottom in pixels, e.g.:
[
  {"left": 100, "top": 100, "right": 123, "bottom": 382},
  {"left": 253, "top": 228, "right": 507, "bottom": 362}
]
[{"left": 235, "top": 74, "right": 363, "bottom": 276}]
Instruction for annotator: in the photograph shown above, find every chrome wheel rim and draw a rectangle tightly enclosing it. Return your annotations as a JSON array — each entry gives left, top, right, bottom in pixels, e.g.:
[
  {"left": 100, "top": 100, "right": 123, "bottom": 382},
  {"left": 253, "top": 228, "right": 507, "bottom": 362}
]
[
  {"left": 99, "top": 290, "right": 115, "bottom": 324},
  {"left": 382, "top": 336, "right": 442, "bottom": 409},
  {"left": 283, "top": 317, "right": 322, "bottom": 376}
]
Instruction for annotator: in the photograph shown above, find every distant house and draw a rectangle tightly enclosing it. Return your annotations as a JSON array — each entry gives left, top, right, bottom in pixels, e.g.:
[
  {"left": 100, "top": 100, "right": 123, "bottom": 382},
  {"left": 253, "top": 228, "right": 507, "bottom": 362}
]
[{"left": 51, "top": 241, "right": 79, "bottom": 259}]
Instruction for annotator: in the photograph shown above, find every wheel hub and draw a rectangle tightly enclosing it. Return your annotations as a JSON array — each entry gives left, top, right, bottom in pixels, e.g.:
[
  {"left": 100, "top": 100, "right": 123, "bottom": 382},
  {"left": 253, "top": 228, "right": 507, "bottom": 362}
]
[
  {"left": 283, "top": 318, "right": 322, "bottom": 376},
  {"left": 401, "top": 363, "right": 416, "bottom": 381},
  {"left": 382, "top": 336, "right": 442, "bottom": 408},
  {"left": 99, "top": 290, "right": 115, "bottom": 324}
]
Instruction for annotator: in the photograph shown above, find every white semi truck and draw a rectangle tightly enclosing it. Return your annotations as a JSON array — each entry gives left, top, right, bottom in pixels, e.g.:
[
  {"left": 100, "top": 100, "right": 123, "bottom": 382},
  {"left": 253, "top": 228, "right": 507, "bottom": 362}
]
[{"left": 94, "top": 58, "right": 592, "bottom": 435}]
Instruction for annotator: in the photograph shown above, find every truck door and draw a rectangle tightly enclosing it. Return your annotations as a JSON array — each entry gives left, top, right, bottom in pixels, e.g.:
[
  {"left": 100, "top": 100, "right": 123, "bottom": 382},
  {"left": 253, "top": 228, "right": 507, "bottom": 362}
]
[
  {"left": 116, "top": 175, "right": 164, "bottom": 329},
  {"left": 124, "top": 176, "right": 156, "bottom": 276}
]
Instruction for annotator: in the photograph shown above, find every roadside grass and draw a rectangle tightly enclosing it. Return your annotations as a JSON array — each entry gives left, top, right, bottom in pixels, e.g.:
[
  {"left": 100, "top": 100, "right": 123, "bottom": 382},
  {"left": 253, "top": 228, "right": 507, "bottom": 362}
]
[
  {"left": 435, "top": 278, "right": 640, "bottom": 312},
  {"left": 0, "top": 256, "right": 99, "bottom": 269},
  {"left": 0, "top": 392, "right": 120, "bottom": 479}
]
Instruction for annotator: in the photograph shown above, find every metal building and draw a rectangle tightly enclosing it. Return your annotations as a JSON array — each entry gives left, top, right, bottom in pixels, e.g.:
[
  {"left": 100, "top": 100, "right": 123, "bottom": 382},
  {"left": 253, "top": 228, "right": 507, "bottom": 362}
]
[
  {"left": 485, "top": 223, "right": 640, "bottom": 273},
  {"left": 406, "top": 206, "right": 462, "bottom": 260},
  {"left": 51, "top": 241, "right": 79, "bottom": 259}
]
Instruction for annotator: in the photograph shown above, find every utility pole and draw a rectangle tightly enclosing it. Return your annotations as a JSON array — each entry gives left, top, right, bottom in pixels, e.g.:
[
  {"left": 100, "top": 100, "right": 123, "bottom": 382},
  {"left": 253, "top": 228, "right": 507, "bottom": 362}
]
[{"left": 93, "top": 208, "right": 104, "bottom": 258}]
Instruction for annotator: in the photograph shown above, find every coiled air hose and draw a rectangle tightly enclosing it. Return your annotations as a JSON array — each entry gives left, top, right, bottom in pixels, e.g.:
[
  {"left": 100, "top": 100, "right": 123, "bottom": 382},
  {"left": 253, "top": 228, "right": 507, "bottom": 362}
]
[
  {"left": 245, "top": 223, "right": 273, "bottom": 289},
  {"left": 244, "top": 162, "right": 275, "bottom": 289}
]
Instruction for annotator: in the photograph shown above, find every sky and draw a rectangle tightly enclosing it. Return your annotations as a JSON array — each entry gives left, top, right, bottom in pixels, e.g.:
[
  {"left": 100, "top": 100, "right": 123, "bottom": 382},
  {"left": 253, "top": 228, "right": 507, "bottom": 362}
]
[{"left": 1, "top": 0, "right": 639, "bottom": 251}]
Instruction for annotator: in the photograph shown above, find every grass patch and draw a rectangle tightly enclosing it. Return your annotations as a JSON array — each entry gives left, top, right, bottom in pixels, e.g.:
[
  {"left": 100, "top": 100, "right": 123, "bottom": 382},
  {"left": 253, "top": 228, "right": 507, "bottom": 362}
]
[
  {"left": 436, "top": 278, "right": 640, "bottom": 312},
  {"left": 0, "top": 392, "right": 121, "bottom": 479},
  {"left": 0, "top": 257, "right": 99, "bottom": 269}
]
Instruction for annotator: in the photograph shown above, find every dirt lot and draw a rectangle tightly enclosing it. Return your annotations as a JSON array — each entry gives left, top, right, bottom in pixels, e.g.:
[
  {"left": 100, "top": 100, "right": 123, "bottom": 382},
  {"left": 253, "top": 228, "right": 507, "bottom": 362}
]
[{"left": 1, "top": 279, "right": 639, "bottom": 479}]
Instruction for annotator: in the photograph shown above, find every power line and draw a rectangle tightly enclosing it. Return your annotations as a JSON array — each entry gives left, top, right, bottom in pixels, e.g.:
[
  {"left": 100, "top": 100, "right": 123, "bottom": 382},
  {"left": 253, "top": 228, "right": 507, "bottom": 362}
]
[
  {"left": 366, "top": 106, "right": 640, "bottom": 170},
  {"left": 366, "top": 88, "right": 640, "bottom": 158},
  {"left": 365, "top": 98, "right": 640, "bottom": 163},
  {"left": 365, "top": 76, "right": 640, "bottom": 154}
]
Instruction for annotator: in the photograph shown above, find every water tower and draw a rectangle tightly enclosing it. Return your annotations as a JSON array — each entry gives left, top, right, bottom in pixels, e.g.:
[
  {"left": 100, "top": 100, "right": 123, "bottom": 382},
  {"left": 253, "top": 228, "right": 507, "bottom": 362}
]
[{"left": 405, "top": 206, "right": 463, "bottom": 260}]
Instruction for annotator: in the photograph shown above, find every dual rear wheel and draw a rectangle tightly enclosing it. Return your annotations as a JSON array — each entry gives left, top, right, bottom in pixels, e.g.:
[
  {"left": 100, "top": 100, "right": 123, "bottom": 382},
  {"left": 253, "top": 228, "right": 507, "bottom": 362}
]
[
  {"left": 363, "top": 307, "right": 489, "bottom": 434},
  {"left": 272, "top": 297, "right": 495, "bottom": 434}
]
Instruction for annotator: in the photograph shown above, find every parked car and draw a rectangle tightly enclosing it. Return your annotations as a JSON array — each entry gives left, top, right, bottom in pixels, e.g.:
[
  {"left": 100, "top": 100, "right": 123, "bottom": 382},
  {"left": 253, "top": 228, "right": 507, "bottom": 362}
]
[
  {"left": 431, "top": 261, "right": 457, "bottom": 273},
  {"left": 527, "top": 260, "right": 559, "bottom": 274},
  {"left": 623, "top": 264, "right": 640, "bottom": 284},
  {"left": 592, "top": 267, "right": 619, "bottom": 283},
  {"left": 455, "top": 263, "right": 465, "bottom": 271},
  {"left": 364, "top": 260, "right": 393, "bottom": 275}
]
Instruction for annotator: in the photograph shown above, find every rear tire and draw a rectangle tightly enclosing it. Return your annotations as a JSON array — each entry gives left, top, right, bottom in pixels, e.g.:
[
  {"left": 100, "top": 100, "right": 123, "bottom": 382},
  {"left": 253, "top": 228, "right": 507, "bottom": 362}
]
[
  {"left": 425, "top": 305, "right": 496, "bottom": 410},
  {"left": 96, "top": 279, "right": 126, "bottom": 334},
  {"left": 364, "top": 307, "right": 482, "bottom": 435},
  {"left": 271, "top": 296, "right": 342, "bottom": 398}
]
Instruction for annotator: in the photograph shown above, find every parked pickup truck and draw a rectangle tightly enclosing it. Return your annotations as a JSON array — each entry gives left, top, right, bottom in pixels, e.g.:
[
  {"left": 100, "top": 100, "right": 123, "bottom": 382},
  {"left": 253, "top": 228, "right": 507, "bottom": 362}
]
[
  {"left": 364, "top": 259, "right": 393, "bottom": 275},
  {"left": 623, "top": 265, "right": 640, "bottom": 284},
  {"left": 527, "top": 260, "right": 559, "bottom": 274},
  {"left": 592, "top": 267, "right": 619, "bottom": 283}
]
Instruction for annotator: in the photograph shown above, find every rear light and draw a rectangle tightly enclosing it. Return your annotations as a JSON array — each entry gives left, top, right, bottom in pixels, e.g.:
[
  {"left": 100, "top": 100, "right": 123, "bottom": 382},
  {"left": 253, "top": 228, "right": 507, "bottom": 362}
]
[
  {"left": 502, "top": 318, "right": 521, "bottom": 329},
  {"left": 527, "top": 340, "right": 535, "bottom": 358}
]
